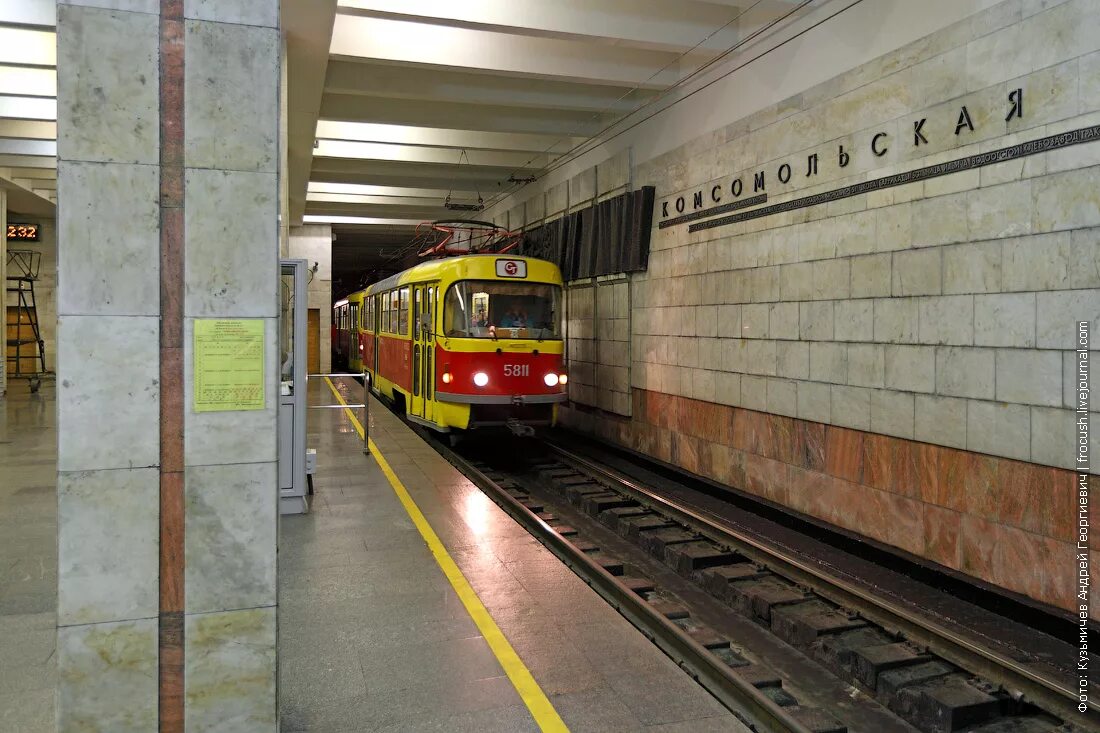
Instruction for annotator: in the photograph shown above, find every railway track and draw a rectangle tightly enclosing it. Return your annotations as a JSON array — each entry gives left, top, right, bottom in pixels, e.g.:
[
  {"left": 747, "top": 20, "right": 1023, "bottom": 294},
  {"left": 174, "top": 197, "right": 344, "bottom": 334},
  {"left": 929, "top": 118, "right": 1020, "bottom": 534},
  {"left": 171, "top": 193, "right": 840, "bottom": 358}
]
[{"left": 418, "top": 427, "right": 1098, "bottom": 733}]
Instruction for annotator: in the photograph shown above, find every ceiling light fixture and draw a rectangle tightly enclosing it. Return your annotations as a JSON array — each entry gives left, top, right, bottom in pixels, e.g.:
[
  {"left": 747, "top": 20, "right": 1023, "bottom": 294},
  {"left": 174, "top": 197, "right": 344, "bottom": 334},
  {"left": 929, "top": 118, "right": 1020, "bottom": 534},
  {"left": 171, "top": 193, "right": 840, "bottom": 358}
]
[{"left": 443, "top": 149, "right": 485, "bottom": 211}]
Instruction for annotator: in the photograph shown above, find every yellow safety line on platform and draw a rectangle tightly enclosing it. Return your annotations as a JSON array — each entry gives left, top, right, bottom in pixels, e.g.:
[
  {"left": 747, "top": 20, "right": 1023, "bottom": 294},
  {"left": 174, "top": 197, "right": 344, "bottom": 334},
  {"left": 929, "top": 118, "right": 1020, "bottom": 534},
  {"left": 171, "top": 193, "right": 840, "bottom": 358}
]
[{"left": 323, "top": 377, "right": 569, "bottom": 733}]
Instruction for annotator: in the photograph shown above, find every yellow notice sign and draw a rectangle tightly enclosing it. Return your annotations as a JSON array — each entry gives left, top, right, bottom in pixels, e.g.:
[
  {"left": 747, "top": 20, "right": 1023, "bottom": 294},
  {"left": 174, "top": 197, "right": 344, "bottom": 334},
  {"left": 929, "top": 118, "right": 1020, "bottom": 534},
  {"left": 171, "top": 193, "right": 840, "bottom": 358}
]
[{"left": 193, "top": 319, "right": 265, "bottom": 412}]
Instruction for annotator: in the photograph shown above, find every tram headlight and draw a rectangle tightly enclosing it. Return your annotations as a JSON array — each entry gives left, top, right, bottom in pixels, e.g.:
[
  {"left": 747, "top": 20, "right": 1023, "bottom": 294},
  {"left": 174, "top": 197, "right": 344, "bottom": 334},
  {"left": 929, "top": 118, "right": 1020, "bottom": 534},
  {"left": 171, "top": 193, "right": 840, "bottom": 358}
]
[
  {"left": 442, "top": 372, "right": 453, "bottom": 384},
  {"left": 473, "top": 372, "right": 489, "bottom": 387},
  {"left": 558, "top": 373, "right": 568, "bottom": 385},
  {"left": 543, "top": 373, "right": 559, "bottom": 387}
]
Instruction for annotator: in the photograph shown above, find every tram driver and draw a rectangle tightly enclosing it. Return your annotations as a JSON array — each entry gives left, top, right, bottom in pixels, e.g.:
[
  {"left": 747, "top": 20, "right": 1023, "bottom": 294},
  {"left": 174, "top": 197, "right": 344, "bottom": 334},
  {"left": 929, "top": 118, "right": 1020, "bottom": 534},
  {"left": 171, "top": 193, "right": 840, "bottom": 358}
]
[{"left": 498, "top": 300, "right": 528, "bottom": 328}]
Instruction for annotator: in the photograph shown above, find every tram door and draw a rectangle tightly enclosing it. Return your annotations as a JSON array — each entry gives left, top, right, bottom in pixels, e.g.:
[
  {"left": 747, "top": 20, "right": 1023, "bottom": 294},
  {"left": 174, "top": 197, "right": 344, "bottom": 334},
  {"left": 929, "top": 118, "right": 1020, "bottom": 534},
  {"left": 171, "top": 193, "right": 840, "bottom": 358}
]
[
  {"left": 372, "top": 295, "right": 380, "bottom": 385},
  {"left": 411, "top": 283, "right": 436, "bottom": 423}
]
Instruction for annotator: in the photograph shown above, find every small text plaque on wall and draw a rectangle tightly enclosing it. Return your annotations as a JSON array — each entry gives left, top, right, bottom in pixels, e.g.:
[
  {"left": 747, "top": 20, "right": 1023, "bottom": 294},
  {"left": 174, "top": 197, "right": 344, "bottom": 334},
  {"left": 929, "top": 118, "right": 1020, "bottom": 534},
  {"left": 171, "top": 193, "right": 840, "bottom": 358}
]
[{"left": 193, "top": 319, "right": 265, "bottom": 412}]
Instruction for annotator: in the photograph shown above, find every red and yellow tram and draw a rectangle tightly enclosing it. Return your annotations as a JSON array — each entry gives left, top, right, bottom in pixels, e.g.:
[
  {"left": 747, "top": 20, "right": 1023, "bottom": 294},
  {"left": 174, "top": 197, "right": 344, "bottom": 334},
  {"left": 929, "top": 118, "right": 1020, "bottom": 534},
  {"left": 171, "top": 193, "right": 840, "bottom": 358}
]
[{"left": 334, "top": 254, "right": 567, "bottom": 434}]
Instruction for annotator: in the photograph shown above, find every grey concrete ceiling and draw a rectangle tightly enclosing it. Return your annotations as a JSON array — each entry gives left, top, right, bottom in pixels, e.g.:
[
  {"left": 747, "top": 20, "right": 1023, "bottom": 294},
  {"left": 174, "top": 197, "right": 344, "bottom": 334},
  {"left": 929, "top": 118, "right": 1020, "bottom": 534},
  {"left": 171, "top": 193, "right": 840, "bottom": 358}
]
[
  {"left": 294, "top": 0, "right": 807, "bottom": 272},
  {"left": 0, "top": 0, "right": 807, "bottom": 273},
  {"left": 0, "top": 0, "right": 56, "bottom": 216}
]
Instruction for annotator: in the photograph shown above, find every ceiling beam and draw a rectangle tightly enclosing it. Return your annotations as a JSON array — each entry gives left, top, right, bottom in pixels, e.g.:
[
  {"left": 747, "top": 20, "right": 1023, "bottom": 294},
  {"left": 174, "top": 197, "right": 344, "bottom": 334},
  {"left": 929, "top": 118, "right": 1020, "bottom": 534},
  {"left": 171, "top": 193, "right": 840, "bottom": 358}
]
[
  {"left": 310, "top": 168, "right": 504, "bottom": 192},
  {"left": 336, "top": 0, "right": 740, "bottom": 54},
  {"left": 315, "top": 119, "right": 581, "bottom": 154},
  {"left": 0, "top": 165, "right": 54, "bottom": 179},
  {"left": 284, "top": 0, "right": 339, "bottom": 223},
  {"left": 323, "top": 60, "right": 652, "bottom": 114},
  {"left": 308, "top": 192, "right": 479, "bottom": 208},
  {"left": 0, "top": 27, "right": 55, "bottom": 66},
  {"left": 15, "top": 175, "right": 54, "bottom": 189},
  {"left": 0, "top": 137, "right": 54, "bottom": 155},
  {"left": 304, "top": 214, "right": 421, "bottom": 226},
  {"left": 0, "top": 64, "right": 55, "bottom": 96},
  {"left": 0, "top": 118, "right": 53, "bottom": 138},
  {"left": 313, "top": 139, "right": 548, "bottom": 168},
  {"left": 306, "top": 200, "right": 455, "bottom": 219},
  {"left": 0, "top": 173, "right": 55, "bottom": 215},
  {"left": 311, "top": 156, "right": 535, "bottom": 185},
  {"left": 308, "top": 181, "right": 466, "bottom": 198},
  {"left": 330, "top": 14, "right": 684, "bottom": 87},
  {"left": 0, "top": 153, "right": 53, "bottom": 168},
  {"left": 0, "top": 0, "right": 55, "bottom": 27},
  {"left": 0, "top": 95, "right": 55, "bottom": 120},
  {"left": 320, "top": 93, "right": 610, "bottom": 137}
]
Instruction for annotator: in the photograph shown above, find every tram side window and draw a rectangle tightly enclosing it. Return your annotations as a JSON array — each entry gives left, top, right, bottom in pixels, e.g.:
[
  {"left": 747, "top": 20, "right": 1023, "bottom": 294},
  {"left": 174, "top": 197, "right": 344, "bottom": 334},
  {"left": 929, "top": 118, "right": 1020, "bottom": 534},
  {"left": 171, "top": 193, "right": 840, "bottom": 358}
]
[
  {"left": 398, "top": 287, "right": 409, "bottom": 335},
  {"left": 349, "top": 303, "right": 358, "bottom": 334},
  {"left": 382, "top": 290, "right": 399, "bottom": 334}
]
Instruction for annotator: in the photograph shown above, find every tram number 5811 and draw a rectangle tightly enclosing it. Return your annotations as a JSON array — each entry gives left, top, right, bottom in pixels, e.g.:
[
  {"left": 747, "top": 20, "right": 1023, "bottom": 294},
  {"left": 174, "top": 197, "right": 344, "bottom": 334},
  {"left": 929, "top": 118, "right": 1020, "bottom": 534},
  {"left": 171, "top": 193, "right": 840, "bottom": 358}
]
[{"left": 503, "top": 364, "right": 529, "bottom": 377}]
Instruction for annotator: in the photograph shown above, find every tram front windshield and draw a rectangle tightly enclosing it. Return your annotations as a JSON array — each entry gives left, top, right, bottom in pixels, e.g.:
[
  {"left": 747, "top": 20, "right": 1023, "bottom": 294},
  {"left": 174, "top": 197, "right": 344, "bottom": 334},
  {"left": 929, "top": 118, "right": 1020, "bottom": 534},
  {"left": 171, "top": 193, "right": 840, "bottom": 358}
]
[{"left": 444, "top": 280, "right": 561, "bottom": 339}]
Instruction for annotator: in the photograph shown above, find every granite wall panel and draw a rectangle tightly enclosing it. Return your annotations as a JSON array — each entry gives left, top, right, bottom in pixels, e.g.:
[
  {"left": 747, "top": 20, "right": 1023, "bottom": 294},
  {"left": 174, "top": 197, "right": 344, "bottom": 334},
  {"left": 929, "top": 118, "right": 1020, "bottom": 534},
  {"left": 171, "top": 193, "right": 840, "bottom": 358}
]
[
  {"left": 542, "top": 0, "right": 1100, "bottom": 613},
  {"left": 564, "top": 390, "right": 1081, "bottom": 611}
]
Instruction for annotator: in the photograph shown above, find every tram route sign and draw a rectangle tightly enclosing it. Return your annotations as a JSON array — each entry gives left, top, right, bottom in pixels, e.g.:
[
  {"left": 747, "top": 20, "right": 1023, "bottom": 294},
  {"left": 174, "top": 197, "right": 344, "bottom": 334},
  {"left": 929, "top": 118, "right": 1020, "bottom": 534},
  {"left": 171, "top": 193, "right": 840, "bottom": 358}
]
[{"left": 193, "top": 319, "right": 265, "bottom": 412}]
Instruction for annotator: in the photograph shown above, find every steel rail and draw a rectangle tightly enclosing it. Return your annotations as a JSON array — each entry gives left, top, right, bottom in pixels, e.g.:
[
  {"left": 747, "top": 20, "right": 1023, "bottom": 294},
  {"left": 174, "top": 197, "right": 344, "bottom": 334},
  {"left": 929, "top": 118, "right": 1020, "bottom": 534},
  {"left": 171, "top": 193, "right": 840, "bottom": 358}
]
[
  {"left": 543, "top": 441, "right": 1100, "bottom": 730},
  {"left": 427, "top": 438, "right": 816, "bottom": 733}
]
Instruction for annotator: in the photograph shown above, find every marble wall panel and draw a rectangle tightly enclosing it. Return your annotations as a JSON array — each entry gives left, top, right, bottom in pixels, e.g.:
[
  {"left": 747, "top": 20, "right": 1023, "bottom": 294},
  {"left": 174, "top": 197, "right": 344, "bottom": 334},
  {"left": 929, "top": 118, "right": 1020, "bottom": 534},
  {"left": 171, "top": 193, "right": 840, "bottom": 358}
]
[
  {"left": 936, "top": 346, "right": 996, "bottom": 399},
  {"left": 58, "top": 618, "right": 158, "bottom": 733},
  {"left": 917, "top": 296, "right": 975, "bottom": 345},
  {"left": 184, "top": 20, "right": 279, "bottom": 172},
  {"left": 185, "top": 608, "right": 276, "bottom": 731},
  {"left": 796, "top": 380, "right": 831, "bottom": 423},
  {"left": 184, "top": 0, "right": 279, "bottom": 27},
  {"left": 915, "top": 395, "right": 968, "bottom": 448},
  {"left": 57, "top": 161, "right": 159, "bottom": 317},
  {"left": 974, "top": 293, "right": 1036, "bottom": 347},
  {"left": 1002, "top": 232, "right": 1072, "bottom": 291},
  {"left": 995, "top": 349, "right": 1062, "bottom": 406},
  {"left": 966, "top": 399, "right": 1031, "bottom": 460},
  {"left": 57, "top": 5, "right": 158, "bottom": 165},
  {"left": 1033, "top": 166, "right": 1100, "bottom": 233},
  {"left": 943, "top": 241, "right": 1002, "bottom": 294},
  {"left": 57, "top": 315, "right": 160, "bottom": 472},
  {"left": 183, "top": 317, "right": 278, "bottom": 467},
  {"left": 831, "top": 384, "right": 872, "bottom": 430},
  {"left": 1036, "top": 289, "right": 1100, "bottom": 349},
  {"left": 185, "top": 462, "right": 277, "bottom": 614},
  {"left": 58, "top": 0, "right": 158, "bottom": 11},
  {"left": 597, "top": 149, "right": 631, "bottom": 194},
  {"left": 1071, "top": 229, "right": 1100, "bottom": 288},
  {"left": 58, "top": 467, "right": 158, "bottom": 626},
  {"left": 184, "top": 168, "right": 279, "bottom": 318},
  {"left": 569, "top": 168, "right": 596, "bottom": 206}
]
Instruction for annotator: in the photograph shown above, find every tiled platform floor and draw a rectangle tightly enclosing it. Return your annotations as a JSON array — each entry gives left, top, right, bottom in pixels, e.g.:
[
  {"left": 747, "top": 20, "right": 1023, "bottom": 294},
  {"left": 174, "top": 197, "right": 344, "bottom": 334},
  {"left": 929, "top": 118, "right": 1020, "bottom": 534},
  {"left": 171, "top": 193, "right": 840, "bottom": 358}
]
[
  {"left": 0, "top": 381, "right": 58, "bottom": 733},
  {"left": 278, "top": 379, "right": 750, "bottom": 732},
  {"left": 0, "top": 375, "right": 750, "bottom": 732}
]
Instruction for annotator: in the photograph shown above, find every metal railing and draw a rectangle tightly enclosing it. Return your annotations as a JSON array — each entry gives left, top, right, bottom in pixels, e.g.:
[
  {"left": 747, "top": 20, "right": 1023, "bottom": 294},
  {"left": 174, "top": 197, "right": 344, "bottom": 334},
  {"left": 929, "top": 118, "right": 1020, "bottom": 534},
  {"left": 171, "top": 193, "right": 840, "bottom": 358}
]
[{"left": 307, "top": 371, "right": 370, "bottom": 455}]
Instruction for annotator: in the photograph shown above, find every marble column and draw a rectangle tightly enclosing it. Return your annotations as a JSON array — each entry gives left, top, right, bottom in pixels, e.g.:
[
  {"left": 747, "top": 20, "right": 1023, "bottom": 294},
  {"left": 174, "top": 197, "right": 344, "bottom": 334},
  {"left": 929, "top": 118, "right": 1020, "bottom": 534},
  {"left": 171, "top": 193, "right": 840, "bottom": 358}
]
[{"left": 56, "top": 1, "right": 280, "bottom": 731}]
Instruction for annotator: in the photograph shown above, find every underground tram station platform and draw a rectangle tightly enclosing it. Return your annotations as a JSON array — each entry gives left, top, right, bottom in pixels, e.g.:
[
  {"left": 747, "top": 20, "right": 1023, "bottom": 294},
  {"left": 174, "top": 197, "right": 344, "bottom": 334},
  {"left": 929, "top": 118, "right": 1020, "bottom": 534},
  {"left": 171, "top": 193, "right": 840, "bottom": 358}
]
[{"left": 1, "top": 0, "right": 1099, "bottom": 731}]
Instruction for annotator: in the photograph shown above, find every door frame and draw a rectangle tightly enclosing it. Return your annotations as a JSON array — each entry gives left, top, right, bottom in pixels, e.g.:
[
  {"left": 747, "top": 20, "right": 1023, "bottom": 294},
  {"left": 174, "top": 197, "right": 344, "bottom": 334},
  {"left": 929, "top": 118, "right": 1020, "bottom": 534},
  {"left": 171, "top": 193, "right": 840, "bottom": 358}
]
[{"left": 410, "top": 282, "right": 437, "bottom": 422}]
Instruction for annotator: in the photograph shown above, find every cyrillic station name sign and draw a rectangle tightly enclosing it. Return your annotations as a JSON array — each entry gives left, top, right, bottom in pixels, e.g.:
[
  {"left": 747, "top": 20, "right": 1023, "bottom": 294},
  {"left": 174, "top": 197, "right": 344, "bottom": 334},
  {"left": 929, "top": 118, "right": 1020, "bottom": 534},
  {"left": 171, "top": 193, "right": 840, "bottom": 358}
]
[{"left": 657, "top": 89, "right": 1097, "bottom": 232}]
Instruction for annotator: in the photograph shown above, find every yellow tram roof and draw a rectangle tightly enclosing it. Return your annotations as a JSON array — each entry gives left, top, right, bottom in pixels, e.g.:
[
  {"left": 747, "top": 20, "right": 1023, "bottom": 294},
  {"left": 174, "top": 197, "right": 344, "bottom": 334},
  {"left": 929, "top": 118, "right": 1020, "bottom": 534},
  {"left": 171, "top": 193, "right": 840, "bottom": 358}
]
[{"left": 361, "top": 254, "right": 562, "bottom": 297}]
